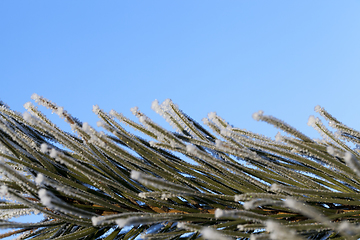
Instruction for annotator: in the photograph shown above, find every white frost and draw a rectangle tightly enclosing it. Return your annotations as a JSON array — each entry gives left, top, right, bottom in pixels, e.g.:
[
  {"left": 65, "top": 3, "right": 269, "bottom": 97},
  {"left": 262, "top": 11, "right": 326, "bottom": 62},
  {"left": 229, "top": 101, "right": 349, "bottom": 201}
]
[
  {"left": 307, "top": 115, "right": 316, "bottom": 127},
  {"left": 40, "top": 143, "right": 48, "bottom": 153},
  {"left": 109, "top": 109, "right": 116, "bottom": 116},
  {"left": 202, "top": 118, "right": 210, "bottom": 125},
  {"left": 139, "top": 116, "right": 146, "bottom": 123},
  {"left": 56, "top": 107, "right": 64, "bottom": 117},
  {"left": 252, "top": 110, "right": 264, "bottom": 121},
  {"left": 92, "top": 105, "right": 100, "bottom": 114},
  {"left": 275, "top": 132, "right": 283, "bottom": 142},
  {"left": 22, "top": 112, "right": 33, "bottom": 122},
  {"left": 326, "top": 146, "right": 335, "bottom": 155},
  {"left": 177, "top": 222, "right": 186, "bottom": 229},
  {"left": 138, "top": 192, "right": 147, "bottom": 198},
  {"left": 31, "top": 93, "right": 40, "bottom": 102},
  {"left": 314, "top": 105, "right": 321, "bottom": 112},
  {"left": 115, "top": 218, "right": 130, "bottom": 228},
  {"left": 96, "top": 121, "right": 104, "bottom": 127},
  {"left": 201, "top": 227, "right": 230, "bottom": 240},
  {"left": 38, "top": 189, "right": 52, "bottom": 206},
  {"left": 208, "top": 112, "right": 217, "bottom": 121},
  {"left": 130, "top": 106, "right": 139, "bottom": 115},
  {"left": 35, "top": 174, "right": 44, "bottom": 185},
  {"left": 214, "top": 208, "right": 224, "bottom": 218},
  {"left": 23, "top": 102, "right": 32, "bottom": 110},
  {"left": 284, "top": 198, "right": 297, "bottom": 209},
  {"left": 151, "top": 99, "right": 161, "bottom": 113},
  {"left": 82, "top": 122, "right": 90, "bottom": 132},
  {"left": 186, "top": 144, "right": 197, "bottom": 154},
  {"left": 130, "top": 170, "right": 141, "bottom": 181},
  {"left": 243, "top": 200, "right": 256, "bottom": 210},
  {"left": 92, "top": 216, "right": 101, "bottom": 226},
  {"left": 50, "top": 148, "right": 57, "bottom": 158},
  {"left": 344, "top": 152, "right": 353, "bottom": 162},
  {"left": 0, "top": 185, "right": 8, "bottom": 196},
  {"left": 270, "top": 183, "right": 280, "bottom": 192},
  {"left": 215, "top": 139, "right": 223, "bottom": 148}
]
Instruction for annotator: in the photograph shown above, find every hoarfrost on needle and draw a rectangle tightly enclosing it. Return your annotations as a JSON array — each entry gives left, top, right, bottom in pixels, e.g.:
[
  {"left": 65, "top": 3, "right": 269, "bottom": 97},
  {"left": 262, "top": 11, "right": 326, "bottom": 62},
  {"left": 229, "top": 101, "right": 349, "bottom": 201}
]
[
  {"left": 35, "top": 174, "right": 44, "bottom": 185},
  {"left": 130, "top": 170, "right": 141, "bottom": 181},
  {"left": 31, "top": 93, "right": 41, "bottom": 102},
  {"left": 151, "top": 99, "right": 161, "bottom": 113},
  {"left": 307, "top": 115, "right": 316, "bottom": 127},
  {"left": 50, "top": 148, "right": 57, "bottom": 158},
  {"left": 22, "top": 112, "right": 33, "bottom": 123},
  {"left": 82, "top": 122, "right": 90, "bottom": 132},
  {"left": 40, "top": 143, "right": 48, "bottom": 153},
  {"left": 130, "top": 106, "right": 139, "bottom": 115},
  {"left": 23, "top": 102, "right": 32, "bottom": 110},
  {"left": 92, "top": 105, "right": 100, "bottom": 114},
  {"left": 275, "top": 132, "right": 283, "bottom": 142},
  {"left": 38, "top": 189, "right": 52, "bottom": 206},
  {"left": 186, "top": 144, "right": 197, "bottom": 154},
  {"left": 326, "top": 146, "right": 335, "bottom": 155},
  {"left": 252, "top": 110, "right": 264, "bottom": 121},
  {"left": 0, "top": 185, "right": 8, "bottom": 196}
]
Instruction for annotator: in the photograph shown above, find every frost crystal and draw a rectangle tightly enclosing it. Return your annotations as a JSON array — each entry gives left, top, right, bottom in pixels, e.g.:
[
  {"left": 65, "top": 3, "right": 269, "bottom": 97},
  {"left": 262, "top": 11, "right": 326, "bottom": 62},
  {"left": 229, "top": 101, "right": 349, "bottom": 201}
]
[
  {"left": 151, "top": 99, "right": 161, "bottom": 114},
  {"left": 50, "top": 148, "right": 57, "bottom": 158},
  {"left": 0, "top": 185, "right": 8, "bottom": 196},
  {"left": 35, "top": 174, "right": 44, "bottom": 185},
  {"left": 39, "top": 189, "right": 52, "bottom": 206},
  {"left": 30, "top": 93, "right": 40, "bottom": 102},
  {"left": 138, "top": 192, "right": 147, "bottom": 198},
  {"left": 243, "top": 200, "right": 256, "bottom": 210},
  {"left": 116, "top": 218, "right": 131, "bottom": 228},
  {"left": 92, "top": 105, "right": 100, "bottom": 114},
  {"left": 275, "top": 132, "right": 283, "bottom": 142},
  {"left": 201, "top": 227, "right": 230, "bottom": 240},
  {"left": 82, "top": 122, "right": 90, "bottom": 132},
  {"left": 92, "top": 216, "right": 100, "bottom": 226},
  {"left": 252, "top": 110, "right": 264, "bottom": 121},
  {"left": 326, "top": 146, "right": 335, "bottom": 155},
  {"left": 22, "top": 112, "right": 33, "bottom": 123},
  {"left": 96, "top": 121, "right": 104, "bottom": 127},
  {"left": 344, "top": 152, "right": 353, "bottom": 163},
  {"left": 23, "top": 102, "right": 32, "bottom": 110},
  {"left": 139, "top": 116, "right": 147, "bottom": 123},
  {"left": 202, "top": 118, "right": 209, "bottom": 125},
  {"left": 314, "top": 105, "right": 322, "bottom": 113},
  {"left": 270, "top": 183, "right": 280, "bottom": 192},
  {"left": 109, "top": 109, "right": 116, "bottom": 116},
  {"left": 56, "top": 107, "right": 64, "bottom": 117},
  {"left": 40, "top": 143, "right": 48, "bottom": 153},
  {"left": 214, "top": 208, "right": 224, "bottom": 218},
  {"left": 208, "top": 112, "right": 217, "bottom": 121},
  {"left": 130, "top": 170, "right": 141, "bottom": 181},
  {"left": 307, "top": 115, "right": 316, "bottom": 127},
  {"left": 130, "top": 106, "right": 139, "bottom": 115},
  {"left": 177, "top": 222, "right": 186, "bottom": 229},
  {"left": 284, "top": 198, "right": 297, "bottom": 209},
  {"left": 266, "top": 220, "right": 300, "bottom": 240},
  {"left": 186, "top": 144, "right": 197, "bottom": 154}
]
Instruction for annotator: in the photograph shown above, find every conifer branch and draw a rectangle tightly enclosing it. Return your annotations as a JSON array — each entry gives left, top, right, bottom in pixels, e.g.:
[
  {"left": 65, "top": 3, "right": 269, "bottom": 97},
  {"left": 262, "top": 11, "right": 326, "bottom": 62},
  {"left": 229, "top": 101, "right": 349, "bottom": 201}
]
[{"left": 0, "top": 96, "right": 360, "bottom": 239}]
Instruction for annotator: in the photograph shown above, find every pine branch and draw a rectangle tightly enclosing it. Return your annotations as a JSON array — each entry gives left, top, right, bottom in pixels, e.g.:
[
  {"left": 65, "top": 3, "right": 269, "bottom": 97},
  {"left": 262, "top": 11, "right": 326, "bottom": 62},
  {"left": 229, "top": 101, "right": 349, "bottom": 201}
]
[{"left": 0, "top": 96, "right": 360, "bottom": 239}]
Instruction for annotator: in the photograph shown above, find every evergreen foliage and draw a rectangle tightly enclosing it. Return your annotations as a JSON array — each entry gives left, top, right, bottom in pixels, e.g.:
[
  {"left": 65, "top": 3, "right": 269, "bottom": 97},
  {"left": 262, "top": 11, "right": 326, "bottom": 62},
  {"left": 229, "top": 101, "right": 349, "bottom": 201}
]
[{"left": 1, "top": 95, "right": 360, "bottom": 239}]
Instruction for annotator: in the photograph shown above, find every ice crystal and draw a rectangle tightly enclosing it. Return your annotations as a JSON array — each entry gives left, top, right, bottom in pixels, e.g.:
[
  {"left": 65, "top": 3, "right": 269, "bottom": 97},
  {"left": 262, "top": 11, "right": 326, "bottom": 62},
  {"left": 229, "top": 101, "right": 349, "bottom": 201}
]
[
  {"left": 201, "top": 227, "right": 231, "bottom": 240},
  {"left": 252, "top": 110, "right": 264, "bottom": 121}
]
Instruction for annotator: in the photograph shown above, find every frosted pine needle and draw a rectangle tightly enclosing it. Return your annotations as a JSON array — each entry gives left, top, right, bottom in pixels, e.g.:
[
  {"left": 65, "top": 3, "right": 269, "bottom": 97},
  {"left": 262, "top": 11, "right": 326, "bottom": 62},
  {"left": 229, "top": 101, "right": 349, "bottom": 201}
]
[{"left": 1, "top": 97, "right": 360, "bottom": 239}]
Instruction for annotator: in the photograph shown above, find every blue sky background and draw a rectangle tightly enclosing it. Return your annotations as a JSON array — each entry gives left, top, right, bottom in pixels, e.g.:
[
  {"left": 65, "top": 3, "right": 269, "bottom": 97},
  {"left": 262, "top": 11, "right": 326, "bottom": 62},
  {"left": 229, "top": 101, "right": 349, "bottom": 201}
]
[{"left": 1, "top": 1, "right": 360, "bottom": 238}]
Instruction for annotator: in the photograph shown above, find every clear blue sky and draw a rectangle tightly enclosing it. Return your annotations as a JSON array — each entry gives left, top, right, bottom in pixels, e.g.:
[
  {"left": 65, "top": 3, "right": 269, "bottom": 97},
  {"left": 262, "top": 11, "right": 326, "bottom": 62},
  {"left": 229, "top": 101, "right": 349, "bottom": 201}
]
[
  {"left": 1, "top": 1, "right": 360, "bottom": 138},
  {"left": 1, "top": 1, "right": 360, "bottom": 237}
]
